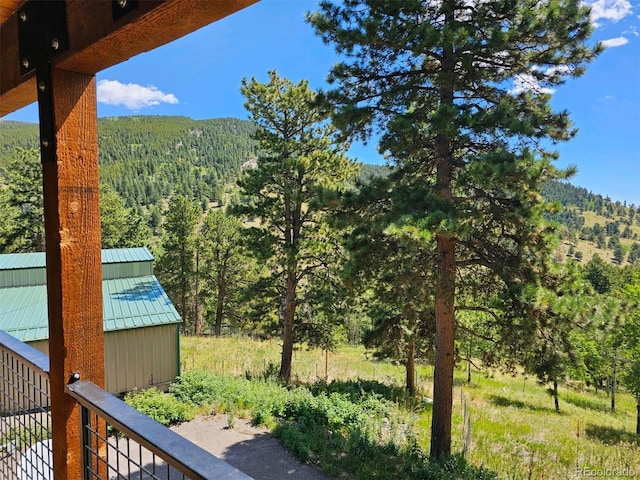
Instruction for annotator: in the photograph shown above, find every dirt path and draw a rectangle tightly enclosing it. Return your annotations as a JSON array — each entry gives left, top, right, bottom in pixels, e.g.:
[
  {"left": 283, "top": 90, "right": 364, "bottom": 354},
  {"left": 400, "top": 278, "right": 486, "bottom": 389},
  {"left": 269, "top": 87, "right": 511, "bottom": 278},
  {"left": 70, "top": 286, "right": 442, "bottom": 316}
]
[{"left": 171, "top": 415, "right": 330, "bottom": 480}]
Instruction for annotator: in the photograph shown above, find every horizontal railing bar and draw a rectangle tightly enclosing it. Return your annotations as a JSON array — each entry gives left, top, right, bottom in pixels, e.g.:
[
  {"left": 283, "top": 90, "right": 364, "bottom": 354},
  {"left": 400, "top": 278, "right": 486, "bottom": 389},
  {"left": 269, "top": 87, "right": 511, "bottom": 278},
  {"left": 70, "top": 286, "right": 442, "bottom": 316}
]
[
  {"left": 66, "top": 380, "right": 253, "bottom": 480},
  {"left": 0, "top": 330, "right": 50, "bottom": 376}
]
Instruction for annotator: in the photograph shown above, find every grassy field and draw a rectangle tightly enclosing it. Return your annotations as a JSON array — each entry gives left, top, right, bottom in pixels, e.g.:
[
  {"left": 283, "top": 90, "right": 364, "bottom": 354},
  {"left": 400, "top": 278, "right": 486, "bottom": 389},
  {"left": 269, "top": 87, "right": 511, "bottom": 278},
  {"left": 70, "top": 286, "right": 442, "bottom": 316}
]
[{"left": 181, "top": 335, "right": 639, "bottom": 479}]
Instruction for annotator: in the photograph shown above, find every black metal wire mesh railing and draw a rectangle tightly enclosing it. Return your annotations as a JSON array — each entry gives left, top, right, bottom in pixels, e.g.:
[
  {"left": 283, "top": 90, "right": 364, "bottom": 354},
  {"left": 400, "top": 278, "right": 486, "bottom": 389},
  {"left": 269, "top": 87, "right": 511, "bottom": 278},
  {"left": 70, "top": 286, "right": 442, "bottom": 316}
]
[
  {"left": 0, "top": 330, "right": 52, "bottom": 480},
  {"left": 1, "top": 330, "right": 252, "bottom": 480},
  {"left": 67, "top": 380, "right": 252, "bottom": 480}
]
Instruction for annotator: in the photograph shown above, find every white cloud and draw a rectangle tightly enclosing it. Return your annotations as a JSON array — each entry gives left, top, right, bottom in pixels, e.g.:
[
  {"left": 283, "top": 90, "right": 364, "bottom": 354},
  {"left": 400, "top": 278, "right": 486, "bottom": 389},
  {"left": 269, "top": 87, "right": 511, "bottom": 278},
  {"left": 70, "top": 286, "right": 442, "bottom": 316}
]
[
  {"left": 585, "top": 0, "right": 633, "bottom": 26},
  {"left": 97, "top": 80, "right": 178, "bottom": 110},
  {"left": 601, "top": 36, "right": 630, "bottom": 47},
  {"left": 511, "top": 74, "right": 556, "bottom": 95},
  {"left": 623, "top": 25, "right": 638, "bottom": 36}
]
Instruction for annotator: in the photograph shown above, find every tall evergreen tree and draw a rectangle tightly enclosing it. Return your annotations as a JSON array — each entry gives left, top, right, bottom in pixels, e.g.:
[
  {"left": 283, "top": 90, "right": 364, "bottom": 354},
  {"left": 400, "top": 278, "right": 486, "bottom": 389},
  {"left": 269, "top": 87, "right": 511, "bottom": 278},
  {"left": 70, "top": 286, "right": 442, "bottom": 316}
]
[
  {"left": 236, "top": 71, "right": 357, "bottom": 382},
  {"left": 2, "top": 148, "right": 44, "bottom": 252},
  {"left": 619, "top": 271, "right": 640, "bottom": 434},
  {"left": 198, "top": 209, "right": 257, "bottom": 336},
  {"left": 156, "top": 195, "right": 199, "bottom": 334},
  {"left": 310, "top": 0, "right": 599, "bottom": 457},
  {"left": 343, "top": 176, "right": 437, "bottom": 394},
  {"left": 0, "top": 188, "right": 20, "bottom": 254},
  {"left": 100, "top": 185, "right": 150, "bottom": 249}
]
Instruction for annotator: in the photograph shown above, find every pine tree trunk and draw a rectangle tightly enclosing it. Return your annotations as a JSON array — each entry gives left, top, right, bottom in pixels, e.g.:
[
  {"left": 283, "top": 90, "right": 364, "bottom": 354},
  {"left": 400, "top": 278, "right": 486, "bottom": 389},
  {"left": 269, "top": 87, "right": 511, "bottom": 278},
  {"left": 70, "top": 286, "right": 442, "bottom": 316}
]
[
  {"left": 180, "top": 291, "right": 188, "bottom": 335},
  {"left": 431, "top": 234, "right": 456, "bottom": 458},
  {"left": 467, "top": 337, "right": 472, "bottom": 384},
  {"left": 214, "top": 270, "right": 226, "bottom": 336},
  {"left": 636, "top": 399, "right": 639, "bottom": 436},
  {"left": 406, "top": 338, "right": 416, "bottom": 396},
  {"left": 430, "top": 23, "right": 456, "bottom": 458},
  {"left": 553, "top": 380, "right": 560, "bottom": 413},
  {"left": 611, "top": 351, "right": 617, "bottom": 413},
  {"left": 279, "top": 270, "right": 296, "bottom": 382},
  {"left": 194, "top": 250, "right": 202, "bottom": 336}
]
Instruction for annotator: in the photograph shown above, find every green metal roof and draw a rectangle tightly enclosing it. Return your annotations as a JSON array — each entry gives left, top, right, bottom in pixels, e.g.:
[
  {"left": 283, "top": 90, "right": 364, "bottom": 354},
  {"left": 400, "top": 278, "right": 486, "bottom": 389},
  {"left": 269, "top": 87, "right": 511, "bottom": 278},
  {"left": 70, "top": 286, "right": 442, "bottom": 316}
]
[
  {"left": 0, "top": 275, "right": 181, "bottom": 342},
  {"left": 0, "top": 247, "right": 153, "bottom": 272},
  {"left": 0, "top": 252, "right": 46, "bottom": 271},
  {"left": 101, "top": 248, "right": 154, "bottom": 264}
]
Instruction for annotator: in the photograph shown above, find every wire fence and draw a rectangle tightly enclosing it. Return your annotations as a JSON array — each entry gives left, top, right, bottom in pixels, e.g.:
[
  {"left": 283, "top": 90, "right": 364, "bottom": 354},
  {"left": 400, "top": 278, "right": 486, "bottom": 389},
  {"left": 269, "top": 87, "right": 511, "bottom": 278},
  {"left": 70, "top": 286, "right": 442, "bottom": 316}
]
[
  {"left": 1, "top": 330, "right": 252, "bottom": 480},
  {"left": 0, "top": 331, "right": 52, "bottom": 480}
]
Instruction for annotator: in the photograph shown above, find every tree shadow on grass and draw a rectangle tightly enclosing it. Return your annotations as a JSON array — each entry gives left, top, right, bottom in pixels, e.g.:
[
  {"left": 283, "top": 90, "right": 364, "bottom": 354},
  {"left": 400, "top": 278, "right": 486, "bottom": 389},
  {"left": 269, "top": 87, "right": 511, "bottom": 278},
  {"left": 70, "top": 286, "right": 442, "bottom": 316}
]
[
  {"left": 273, "top": 418, "right": 498, "bottom": 480},
  {"left": 488, "top": 395, "right": 557, "bottom": 413},
  {"left": 563, "top": 394, "right": 609, "bottom": 413},
  {"left": 585, "top": 424, "right": 639, "bottom": 446}
]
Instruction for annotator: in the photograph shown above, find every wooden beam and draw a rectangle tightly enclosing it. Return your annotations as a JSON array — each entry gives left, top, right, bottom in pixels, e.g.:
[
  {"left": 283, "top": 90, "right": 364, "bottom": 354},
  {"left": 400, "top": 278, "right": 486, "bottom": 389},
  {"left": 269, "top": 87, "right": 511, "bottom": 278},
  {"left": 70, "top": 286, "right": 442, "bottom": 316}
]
[
  {"left": 0, "top": 0, "right": 258, "bottom": 116},
  {"left": 42, "top": 67, "right": 104, "bottom": 479}
]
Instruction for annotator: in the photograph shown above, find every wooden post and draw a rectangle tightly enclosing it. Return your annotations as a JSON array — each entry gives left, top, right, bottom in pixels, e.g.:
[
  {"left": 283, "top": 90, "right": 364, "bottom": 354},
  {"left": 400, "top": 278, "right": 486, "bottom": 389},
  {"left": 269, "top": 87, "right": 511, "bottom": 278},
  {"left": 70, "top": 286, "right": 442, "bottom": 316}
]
[{"left": 41, "top": 67, "right": 105, "bottom": 480}]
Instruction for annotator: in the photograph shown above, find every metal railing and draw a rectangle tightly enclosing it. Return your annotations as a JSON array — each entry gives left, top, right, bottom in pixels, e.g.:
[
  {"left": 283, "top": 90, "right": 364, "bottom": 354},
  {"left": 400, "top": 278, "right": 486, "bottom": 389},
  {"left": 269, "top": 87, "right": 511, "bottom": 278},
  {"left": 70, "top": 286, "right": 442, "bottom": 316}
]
[
  {"left": 66, "top": 380, "right": 252, "bottom": 479},
  {"left": 0, "top": 330, "right": 52, "bottom": 480},
  {"left": 0, "top": 331, "right": 252, "bottom": 480}
]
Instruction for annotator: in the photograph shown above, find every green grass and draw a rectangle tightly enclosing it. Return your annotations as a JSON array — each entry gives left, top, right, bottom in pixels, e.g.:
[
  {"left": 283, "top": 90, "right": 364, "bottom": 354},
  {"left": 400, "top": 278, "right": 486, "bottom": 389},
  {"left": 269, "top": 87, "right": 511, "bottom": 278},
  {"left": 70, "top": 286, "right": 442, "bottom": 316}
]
[{"left": 180, "top": 336, "right": 640, "bottom": 479}]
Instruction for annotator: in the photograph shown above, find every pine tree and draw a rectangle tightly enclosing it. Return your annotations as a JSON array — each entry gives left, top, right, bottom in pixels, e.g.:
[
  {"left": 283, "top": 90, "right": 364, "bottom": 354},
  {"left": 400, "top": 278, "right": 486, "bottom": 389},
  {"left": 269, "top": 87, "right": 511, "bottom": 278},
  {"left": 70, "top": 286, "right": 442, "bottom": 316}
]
[
  {"left": 310, "top": 0, "right": 599, "bottom": 457},
  {"left": 156, "top": 195, "right": 199, "bottom": 334},
  {"left": 100, "top": 185, "right": 150, "bottom": 249},
  {"left": 236, "top": 71, "right": 358, "bottom": 382},
  {"left": 2, "top": 148, "right": 44, "bottom": 252},
  {"left": 198, "top": 209, "right": 257, "bottom": 336},
  {"left": 343, "top": 176, "right": 437, "bottom": 394}
]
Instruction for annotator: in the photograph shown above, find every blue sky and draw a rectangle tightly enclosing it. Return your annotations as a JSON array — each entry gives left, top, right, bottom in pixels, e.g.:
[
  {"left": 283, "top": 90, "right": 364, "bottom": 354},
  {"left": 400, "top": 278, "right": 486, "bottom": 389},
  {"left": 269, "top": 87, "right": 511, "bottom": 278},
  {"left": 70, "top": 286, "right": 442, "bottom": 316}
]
[{"left": 5, "top": 0, "right": 639, "bottom": 205}]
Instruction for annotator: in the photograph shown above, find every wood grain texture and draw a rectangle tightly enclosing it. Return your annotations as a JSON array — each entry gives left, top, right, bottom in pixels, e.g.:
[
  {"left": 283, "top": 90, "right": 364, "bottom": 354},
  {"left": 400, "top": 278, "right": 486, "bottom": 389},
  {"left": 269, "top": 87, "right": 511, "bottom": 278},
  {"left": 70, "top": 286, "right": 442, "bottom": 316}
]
[
  {"left": 0, "top": 0, "right": 258, "bottom": 116},
  {"left": 42, "top": 67, "right": 104, "bottom": 480},
  {"left": 0, "top": 0, "right": 24, "bottom": 25}
]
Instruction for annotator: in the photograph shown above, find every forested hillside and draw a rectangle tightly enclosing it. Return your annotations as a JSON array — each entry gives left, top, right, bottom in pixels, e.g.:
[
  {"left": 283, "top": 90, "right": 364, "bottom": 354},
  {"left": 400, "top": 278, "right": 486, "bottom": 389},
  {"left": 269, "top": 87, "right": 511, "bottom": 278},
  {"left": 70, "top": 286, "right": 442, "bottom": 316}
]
[
  {"left": 97, "top": 116, "right": 256, "bottom": 207},
  {"left": 0, "top": 116, "right": 637, "bottom": 265},
  {"left": 544, "top": 180, "right": 640, "bottom": 265},
  {"left": 0, "top": 116, "right": 257, "bottom": 209}
]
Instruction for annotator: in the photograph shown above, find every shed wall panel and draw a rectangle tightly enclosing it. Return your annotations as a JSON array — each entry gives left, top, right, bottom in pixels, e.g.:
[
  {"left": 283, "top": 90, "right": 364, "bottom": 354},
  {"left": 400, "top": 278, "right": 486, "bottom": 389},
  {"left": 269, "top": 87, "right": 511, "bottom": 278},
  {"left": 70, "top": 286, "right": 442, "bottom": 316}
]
[
  {"left": 22, "top": 327, "right": 178, "bottom": 395},
  {"left": 104, "top": 325, "right": 179, "bottom": 394},
  {"left": 0, "top": 267, "right": 46, "bottom": 287},
  {"left": 102, "top": 262, "right": 153, "bottom": 280}
]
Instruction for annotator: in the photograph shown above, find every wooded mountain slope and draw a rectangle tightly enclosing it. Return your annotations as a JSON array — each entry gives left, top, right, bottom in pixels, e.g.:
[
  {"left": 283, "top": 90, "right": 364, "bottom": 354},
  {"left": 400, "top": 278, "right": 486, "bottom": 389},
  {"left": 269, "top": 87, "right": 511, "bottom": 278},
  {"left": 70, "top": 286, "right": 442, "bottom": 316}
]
[
  {"left": 1, "top": 116, "right": 638, "bottom": 264},
  {"left": 0, "top": 116, "right": 257, "bottom": 208}
]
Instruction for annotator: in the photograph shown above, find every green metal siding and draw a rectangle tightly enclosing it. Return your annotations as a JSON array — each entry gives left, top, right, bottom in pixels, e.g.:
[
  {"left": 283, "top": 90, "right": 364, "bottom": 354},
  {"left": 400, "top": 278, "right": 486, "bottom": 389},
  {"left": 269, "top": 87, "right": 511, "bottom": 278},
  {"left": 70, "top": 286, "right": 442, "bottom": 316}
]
[
  {"left": 102, "top": 262, "right": 153, "bottom": 280},
  {"left": 0, "top": 267, "right": 46, "bottom": 288},
  {"left": 104, "top": 325, "right": 179, "bottom": 394}
]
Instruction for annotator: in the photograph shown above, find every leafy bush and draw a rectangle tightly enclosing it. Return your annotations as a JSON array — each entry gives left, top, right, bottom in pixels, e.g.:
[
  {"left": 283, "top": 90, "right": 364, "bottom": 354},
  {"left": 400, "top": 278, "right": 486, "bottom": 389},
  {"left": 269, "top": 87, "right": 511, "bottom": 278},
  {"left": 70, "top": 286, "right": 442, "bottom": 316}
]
[
  {"left": 171, "top": 369, "right": 291, "bottom": 419},
  {"left": 124, "top": 388, "right": 194, "bottom": 426},
  {"left": 169, "top": 370, "right": 225, "bottom": 406}
]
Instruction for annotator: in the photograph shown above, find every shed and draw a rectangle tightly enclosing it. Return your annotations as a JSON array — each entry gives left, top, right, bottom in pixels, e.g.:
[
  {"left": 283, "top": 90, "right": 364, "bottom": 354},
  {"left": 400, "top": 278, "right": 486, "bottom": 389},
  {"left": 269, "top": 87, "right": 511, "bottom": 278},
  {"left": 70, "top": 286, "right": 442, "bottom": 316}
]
[{"left": 0, "top": 247, "right": 181, "bottom": 394}]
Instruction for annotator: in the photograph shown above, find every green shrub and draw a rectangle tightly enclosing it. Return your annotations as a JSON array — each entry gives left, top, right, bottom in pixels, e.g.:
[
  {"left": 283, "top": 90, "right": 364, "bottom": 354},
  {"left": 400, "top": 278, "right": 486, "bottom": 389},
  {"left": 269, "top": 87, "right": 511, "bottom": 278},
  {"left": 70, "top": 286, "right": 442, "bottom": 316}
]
[
  {"left": 124, "top": 388, "right": 194, "bottom": 426},
  {"left": 170, "top": 370, "right": 225, "bottom": 406}
]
